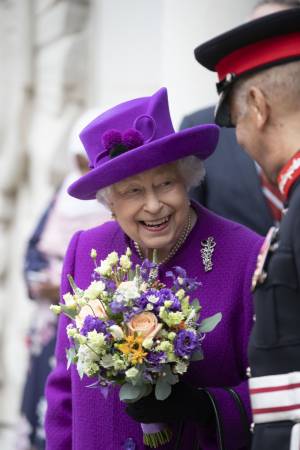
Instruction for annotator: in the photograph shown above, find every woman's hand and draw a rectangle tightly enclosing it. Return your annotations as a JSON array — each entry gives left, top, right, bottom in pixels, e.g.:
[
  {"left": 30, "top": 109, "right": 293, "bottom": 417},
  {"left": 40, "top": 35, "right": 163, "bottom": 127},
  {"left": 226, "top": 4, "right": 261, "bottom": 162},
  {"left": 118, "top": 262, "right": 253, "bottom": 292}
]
[{"left": 125, "top": 381, "right": 215, "bottom": 425}]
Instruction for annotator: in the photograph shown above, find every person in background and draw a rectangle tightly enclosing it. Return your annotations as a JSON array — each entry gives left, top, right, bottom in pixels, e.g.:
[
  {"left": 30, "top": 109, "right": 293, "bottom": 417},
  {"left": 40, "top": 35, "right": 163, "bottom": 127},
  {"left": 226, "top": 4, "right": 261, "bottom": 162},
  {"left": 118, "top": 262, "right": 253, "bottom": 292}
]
[
  {"left": 195, "top": 6, "right": 300, "bottom": 450},
  {"left": 16, "top": 111, "right": 111, "bottom": 450},
  {"left": 180, "top": 0, "right": 300, "bottom": 236}
]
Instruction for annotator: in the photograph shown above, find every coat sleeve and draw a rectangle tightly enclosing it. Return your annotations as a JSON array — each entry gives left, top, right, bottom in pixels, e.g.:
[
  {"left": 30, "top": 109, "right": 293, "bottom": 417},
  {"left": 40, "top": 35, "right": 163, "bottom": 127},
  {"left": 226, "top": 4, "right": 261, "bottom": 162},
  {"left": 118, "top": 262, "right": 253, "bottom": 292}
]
[
  {"left": 45, "top": 230, "right": 82, "bottom": 450},
  {"left": 205, "top": 237, "right": 262, "bottom": 450}
]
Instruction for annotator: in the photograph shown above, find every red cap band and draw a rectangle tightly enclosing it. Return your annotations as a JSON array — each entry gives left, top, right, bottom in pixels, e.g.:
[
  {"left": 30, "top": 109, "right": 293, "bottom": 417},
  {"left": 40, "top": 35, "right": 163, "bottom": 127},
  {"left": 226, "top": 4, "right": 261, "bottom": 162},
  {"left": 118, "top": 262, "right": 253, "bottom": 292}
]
[{"left": 216, "top": 32, "right": 300, "bottom": 81}]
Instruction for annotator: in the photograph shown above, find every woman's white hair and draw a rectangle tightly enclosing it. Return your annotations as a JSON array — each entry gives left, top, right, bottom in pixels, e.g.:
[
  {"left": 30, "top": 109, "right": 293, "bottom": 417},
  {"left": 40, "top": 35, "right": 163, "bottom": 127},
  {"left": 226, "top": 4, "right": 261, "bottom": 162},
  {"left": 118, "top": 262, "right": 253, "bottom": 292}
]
[{"left": 96, "top": 155, "right": 205, "bottom": 207}]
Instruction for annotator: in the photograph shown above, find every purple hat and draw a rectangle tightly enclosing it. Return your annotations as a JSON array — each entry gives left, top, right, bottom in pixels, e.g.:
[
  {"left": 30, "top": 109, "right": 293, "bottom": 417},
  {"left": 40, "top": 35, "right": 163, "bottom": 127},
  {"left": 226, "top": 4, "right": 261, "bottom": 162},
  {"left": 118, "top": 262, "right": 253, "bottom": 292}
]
[{"left": 68, "top": 87, "right": 219, "bottom": 200}]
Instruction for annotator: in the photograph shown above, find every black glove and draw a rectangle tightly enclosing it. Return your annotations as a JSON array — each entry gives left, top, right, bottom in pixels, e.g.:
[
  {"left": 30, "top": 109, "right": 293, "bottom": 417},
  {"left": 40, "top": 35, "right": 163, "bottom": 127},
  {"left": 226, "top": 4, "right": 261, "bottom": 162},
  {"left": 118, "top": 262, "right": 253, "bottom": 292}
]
[{"left": 125, "top": 381, "right": 215, "bottom": 425}]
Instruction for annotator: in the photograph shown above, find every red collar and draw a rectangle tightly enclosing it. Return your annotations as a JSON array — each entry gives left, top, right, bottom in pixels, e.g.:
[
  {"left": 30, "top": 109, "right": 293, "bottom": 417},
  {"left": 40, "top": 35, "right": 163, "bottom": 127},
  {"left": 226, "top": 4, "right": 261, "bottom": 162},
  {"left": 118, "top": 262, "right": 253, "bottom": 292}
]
[{"left": 277, "top": 150, "right": 300, "bottom": 200}]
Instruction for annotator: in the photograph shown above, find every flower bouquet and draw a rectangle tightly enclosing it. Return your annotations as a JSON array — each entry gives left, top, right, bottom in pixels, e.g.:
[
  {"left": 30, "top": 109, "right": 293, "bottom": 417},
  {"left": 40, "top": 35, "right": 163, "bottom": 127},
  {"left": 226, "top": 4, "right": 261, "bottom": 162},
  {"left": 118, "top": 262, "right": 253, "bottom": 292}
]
[{"left": 51, "top": 248, "right": 222, "bottom": 448}]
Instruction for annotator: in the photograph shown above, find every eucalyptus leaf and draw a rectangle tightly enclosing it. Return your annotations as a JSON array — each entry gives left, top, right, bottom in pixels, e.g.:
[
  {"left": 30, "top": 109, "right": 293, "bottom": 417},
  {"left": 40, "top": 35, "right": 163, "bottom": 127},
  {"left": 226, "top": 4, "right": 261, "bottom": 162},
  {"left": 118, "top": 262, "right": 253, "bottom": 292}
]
[
  {"left": 163, "top": 365, "right": 179, "bottom": 385},
  {"left": 66, "top": 347, "right": 76, "bottom": 369},
  {"left": 191, "top": 348, "right": 204, "bottom": 361},
  {"left": 119, "top": 383, "right": 143, "bottom": 402},
  {"left": 198, "top": 312, "right": 222, "bottom": 333},
  {"left": 155, "top": 377, "right": 172, "bottom": 401}
]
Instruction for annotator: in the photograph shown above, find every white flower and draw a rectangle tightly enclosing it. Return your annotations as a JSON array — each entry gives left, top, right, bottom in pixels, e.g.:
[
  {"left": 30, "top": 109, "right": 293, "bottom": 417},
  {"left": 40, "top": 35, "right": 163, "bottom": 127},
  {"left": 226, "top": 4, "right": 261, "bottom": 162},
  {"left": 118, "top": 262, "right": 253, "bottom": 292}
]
[
  {"left": 174, "top": 360, "right": 188, "bottom": 375},
  {"left": 147, "top": 294, "right": 159, "bottom": 304},
  {"left": 106, "top": 251, "right": 119, "bottom": 266},
  {"left": 100, "top": 354, "right": 114, "bottom": 368},
  {"left": 120, "top": 255, "right": 131, "bottom": 270},
  {"left": 126, "top": 247, "right": 132, "bottom": 257},
  {"left": 95, "top": 260, "right": 112, "bottom": 277},
  {"left": 50, "top": 305, "right": 61, "bottom": 314},
  {"left": 125, "top": 367, "right": 139, "bottom": 379},
  {"left": 87, "top": 330, "right": 106, "bottom": 352},
  {"left": 109, "top": 325, "right": 124, "bottom": 341},
  {"left": 76, "top": 345, "right": 99, "bottom": 378},
  {"left": 63, "top": 292, "right": 77, "bottom": 307},
  {"left": 146, "top": 304, "right": 154, "bottom": 311},
  {"left": 90, "top": 248, "right": 97, "bottom": 259},
  {"left": 84, "top": 281, "right": 106, "bottom": 300},
  {"left": 142, "top": 337, "right": 153, "bottom": 350},
  {"left": 116, "top": 280, "right": 140, "bottom": 301},
  {"left": 112, "top": 354, "right": 127, "bottom": 371}
]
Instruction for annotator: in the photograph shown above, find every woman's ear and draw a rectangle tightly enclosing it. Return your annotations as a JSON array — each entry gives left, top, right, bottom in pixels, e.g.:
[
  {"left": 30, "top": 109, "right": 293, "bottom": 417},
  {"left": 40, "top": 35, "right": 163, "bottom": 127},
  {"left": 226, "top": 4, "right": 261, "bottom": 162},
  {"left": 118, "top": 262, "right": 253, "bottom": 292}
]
[{"left": 247, "top": 86, "right": 269, "bottom": 129}]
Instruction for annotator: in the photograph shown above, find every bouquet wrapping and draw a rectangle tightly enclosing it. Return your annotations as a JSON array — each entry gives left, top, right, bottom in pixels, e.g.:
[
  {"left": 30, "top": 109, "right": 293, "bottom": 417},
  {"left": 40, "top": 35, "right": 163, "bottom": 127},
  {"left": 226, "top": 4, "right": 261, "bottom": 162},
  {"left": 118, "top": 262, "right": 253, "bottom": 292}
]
[{"left": 51, "top": 248, "right": 222, "bottom": 448}]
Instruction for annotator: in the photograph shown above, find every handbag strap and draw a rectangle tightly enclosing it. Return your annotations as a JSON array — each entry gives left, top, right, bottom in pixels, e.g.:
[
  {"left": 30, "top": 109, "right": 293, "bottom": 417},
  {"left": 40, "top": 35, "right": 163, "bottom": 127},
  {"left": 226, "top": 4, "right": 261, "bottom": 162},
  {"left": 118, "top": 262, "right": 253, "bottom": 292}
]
[
  {"left": 223, "top": 387, "right": 252, "bottom": 448},
  {"left": 173, "top": 387, "right": 251, "bottom": 450}
]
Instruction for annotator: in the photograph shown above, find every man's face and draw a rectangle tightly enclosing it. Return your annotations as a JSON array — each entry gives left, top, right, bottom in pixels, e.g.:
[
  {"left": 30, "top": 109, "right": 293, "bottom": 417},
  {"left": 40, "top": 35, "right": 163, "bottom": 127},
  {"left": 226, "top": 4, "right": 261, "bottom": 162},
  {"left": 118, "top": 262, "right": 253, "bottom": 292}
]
[{"left": 229, "top": 89, "right": 262, "bottom": 163}]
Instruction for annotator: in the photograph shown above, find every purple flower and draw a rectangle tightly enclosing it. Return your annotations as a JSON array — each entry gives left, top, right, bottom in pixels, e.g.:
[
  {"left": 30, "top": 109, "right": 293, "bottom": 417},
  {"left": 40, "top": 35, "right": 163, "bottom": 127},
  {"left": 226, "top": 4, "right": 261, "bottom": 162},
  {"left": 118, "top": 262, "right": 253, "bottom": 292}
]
[
  {"left": 166, "top": 266, "right": 201, "bottom": 293},
  {"left": 135, "top": 289, "right": 164, "bottom": 312},
  {"left": 110, "top": 300, "right": 129, "bottom": 314},
  {"left": 158, "top": 288, "right": 181, "bottom": 311},
  {"left": 81, "top": 315, "right": 108, "bottom": 336},
  {"left": 174, "top": 330, "right": 199, "bottom": 357},
  {"left": 122, "top": 128, "right": 144, "bottom": 150},
  {"left": 102, "top": 129, "right": 122, "bottom": 151},
  {"left": 146, "top": 351, "right": 166, "bottom": 366},
  {"left": 140, "top": 259, "right": 158, "bottom": 281}
]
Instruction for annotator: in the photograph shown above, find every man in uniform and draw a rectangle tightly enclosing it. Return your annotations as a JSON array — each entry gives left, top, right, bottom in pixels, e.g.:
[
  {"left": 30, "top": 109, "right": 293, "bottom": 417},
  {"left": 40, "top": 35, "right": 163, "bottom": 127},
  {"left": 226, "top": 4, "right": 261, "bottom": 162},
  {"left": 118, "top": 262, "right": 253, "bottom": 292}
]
[{"left": 194, "top": 8, "right": 300, "bottom": 450}]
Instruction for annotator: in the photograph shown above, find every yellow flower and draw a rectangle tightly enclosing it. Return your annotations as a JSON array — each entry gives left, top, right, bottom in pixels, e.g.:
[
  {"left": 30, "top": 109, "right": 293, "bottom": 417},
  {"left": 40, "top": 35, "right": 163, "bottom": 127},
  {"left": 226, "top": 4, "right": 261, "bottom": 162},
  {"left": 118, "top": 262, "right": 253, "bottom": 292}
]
[{"left": 117, "top": 335, "right": 147, "bottom": 365}]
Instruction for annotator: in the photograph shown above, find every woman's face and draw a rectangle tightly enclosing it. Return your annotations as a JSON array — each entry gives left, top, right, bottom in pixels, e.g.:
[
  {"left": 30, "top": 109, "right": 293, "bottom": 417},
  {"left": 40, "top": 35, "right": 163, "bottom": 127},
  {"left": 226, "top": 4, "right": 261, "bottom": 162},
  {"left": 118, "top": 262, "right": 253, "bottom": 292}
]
[{"left": 108, "top": 163, "right": 190, "bottom": 254}]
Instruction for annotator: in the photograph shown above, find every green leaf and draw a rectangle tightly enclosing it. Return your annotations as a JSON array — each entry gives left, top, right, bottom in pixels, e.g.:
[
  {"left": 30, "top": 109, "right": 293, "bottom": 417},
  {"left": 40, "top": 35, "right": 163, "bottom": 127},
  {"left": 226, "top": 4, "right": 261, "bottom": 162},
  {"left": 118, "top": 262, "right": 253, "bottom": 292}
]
[
  {"left": 191, "top": 348, "right": 204, "bottom": 361},
  {"left": 119, "top": 383, "right": 143, "bottom": 402},
  {"left": 155, "top": 377, "right": 172, "bottom": 401},
  {"left": 66, "top": 347, "right": 76, "bottom": 369},
  {"left": 163, "top": 365, "right": 178, "bottom": 385},
  {"left": 198, "top": 312, "right": 222, "bottom": 333},
  {"left": 60, "top": 304, "right": 77, "bottom": 319}
]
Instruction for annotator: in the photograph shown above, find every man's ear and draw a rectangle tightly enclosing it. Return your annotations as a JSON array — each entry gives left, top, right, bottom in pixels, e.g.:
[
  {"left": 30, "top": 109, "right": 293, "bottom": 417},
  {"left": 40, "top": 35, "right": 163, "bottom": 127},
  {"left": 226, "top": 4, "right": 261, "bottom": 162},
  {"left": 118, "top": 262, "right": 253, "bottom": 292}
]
[{"left": 247, "top": 86, "right": 269, "bottom": 129}]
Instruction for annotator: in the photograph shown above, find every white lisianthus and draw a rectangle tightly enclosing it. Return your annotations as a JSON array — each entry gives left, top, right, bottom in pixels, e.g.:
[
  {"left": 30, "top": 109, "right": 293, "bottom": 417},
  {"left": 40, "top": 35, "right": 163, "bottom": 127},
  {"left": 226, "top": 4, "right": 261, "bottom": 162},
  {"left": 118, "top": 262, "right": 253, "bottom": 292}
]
[
  {"left": 90, "top": 248, "right": 97, "bottom": 259},
  {"left": 106, "top": 251, "right": 119, "bottom": 266},
  {"left": 100, "top": 354, "right": 114, "bottom": 368},
  {"left": 109, "top": 324, "right": 124, "bottom": 341},
  {"left": 84, "top": 280, "right": 106, "bottom": 300},
  {"left": 87, "top": 330, "right": 106, "bottom": 352},
  {"left": 156, "top": 340, "right": 173, "bottom": 353},
  {"left": 125, "top": 367, "right": 139, "bottom": 379},
  {"left": 77, "top": 345, "right": 99, "bottom": 378},
  {"left": 126, "top": 247, "right": 132, "bottom": 257},
  {"left": 116, "top": 280, "right": 140, "bottom": 301},
  {"left": 120, "top": 255, "right": 131, "bottom": 270},
  {"left": 112, "top": 354, "right": 127, "bottom": 371},
  {"left": 174, "top": 360, "right": 188, "bottom": 375},
  {"left": 95, "top": 260, "right": 112, "bottom": 277},
  {"left": 142, "top": 337, "right": 153, "bottom": 350}
]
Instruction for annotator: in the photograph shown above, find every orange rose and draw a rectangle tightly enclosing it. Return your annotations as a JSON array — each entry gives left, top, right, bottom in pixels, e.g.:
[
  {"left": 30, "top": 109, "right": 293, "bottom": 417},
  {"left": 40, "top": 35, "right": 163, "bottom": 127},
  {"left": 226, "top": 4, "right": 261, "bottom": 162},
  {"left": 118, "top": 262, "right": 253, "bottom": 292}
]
[
  {"left": 127, "top": 312, "right": 162, "bottom": 339},
  {"left": 75, "top": 299, "right": 107, "bottom": 330}
]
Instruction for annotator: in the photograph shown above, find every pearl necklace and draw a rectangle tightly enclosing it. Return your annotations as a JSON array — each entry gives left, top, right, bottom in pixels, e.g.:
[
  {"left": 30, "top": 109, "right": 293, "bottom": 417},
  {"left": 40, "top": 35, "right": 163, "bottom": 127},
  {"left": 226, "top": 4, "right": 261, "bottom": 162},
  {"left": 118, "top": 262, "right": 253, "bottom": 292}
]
[{"left": 133, "top": 209, "right": 192, "bottom": 265}]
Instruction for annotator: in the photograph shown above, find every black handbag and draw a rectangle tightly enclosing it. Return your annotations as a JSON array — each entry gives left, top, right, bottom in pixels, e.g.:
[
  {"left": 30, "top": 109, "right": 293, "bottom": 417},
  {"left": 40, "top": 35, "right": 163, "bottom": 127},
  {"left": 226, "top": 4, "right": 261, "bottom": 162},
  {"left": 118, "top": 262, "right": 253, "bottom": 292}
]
[{"left": 173, "top": 387, "right": 252, "bottom": 450}]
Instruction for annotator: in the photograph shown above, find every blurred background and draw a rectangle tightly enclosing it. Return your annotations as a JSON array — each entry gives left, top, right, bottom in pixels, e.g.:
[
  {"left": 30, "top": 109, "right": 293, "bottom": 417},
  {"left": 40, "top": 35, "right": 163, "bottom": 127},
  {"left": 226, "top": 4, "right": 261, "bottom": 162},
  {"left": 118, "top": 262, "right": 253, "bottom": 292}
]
[{"left": 0, "top": 0, "right": 256, "bottom": 449}]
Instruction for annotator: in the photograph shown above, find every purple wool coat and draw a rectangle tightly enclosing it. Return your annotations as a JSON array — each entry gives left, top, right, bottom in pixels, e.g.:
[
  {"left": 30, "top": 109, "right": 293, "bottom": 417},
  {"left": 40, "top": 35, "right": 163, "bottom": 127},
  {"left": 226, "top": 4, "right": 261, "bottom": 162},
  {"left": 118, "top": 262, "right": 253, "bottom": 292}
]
[{"left": 45, "top": 202, "right": 263, "bottom": 450}]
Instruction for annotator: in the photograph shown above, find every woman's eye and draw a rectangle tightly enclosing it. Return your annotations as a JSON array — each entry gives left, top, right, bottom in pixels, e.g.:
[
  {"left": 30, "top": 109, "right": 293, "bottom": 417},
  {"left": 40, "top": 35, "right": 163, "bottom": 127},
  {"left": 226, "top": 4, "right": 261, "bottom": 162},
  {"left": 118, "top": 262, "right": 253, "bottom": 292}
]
[{"left": 125, "top": 188, "right": 141, "bottom": 195}]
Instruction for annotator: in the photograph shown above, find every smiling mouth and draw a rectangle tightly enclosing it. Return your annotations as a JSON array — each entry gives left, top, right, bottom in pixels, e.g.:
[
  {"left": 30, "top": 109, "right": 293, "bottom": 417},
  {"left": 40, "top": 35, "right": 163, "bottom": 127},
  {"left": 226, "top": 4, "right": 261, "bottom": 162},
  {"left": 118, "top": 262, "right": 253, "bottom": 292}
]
[{"left": 140, "top": 215, "right": 170, "bottom": 230}]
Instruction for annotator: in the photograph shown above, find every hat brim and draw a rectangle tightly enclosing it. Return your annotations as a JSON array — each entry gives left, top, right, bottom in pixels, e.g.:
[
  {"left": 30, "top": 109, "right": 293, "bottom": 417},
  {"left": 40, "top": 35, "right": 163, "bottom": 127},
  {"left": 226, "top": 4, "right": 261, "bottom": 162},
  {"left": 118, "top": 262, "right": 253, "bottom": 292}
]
[{"left": 68, "top": 124, "right": 219, "bottom": 200}]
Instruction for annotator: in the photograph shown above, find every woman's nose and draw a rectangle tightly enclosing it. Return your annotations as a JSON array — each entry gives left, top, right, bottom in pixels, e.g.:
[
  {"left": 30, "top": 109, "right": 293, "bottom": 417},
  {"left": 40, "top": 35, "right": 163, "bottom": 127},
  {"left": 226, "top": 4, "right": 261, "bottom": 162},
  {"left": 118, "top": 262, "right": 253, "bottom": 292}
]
[{"left": 143, "top": 191, "right": 162, "bottom": 214}]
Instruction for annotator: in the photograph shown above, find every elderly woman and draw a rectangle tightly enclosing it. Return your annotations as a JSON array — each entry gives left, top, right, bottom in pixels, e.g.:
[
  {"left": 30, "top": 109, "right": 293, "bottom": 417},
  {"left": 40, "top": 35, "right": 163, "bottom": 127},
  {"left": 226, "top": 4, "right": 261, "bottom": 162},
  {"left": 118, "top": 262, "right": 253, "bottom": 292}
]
[{"left": 45, "top": 88, "right": 263, "bottom": 450}]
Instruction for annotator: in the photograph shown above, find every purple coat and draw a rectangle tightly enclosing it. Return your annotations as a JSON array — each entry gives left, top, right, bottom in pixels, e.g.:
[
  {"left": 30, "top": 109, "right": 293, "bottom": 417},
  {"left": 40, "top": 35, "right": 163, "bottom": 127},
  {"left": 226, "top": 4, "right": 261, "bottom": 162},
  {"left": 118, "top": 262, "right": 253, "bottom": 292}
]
[{"left": 45, "top": 202, "right": 263, "bottom": 450}]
